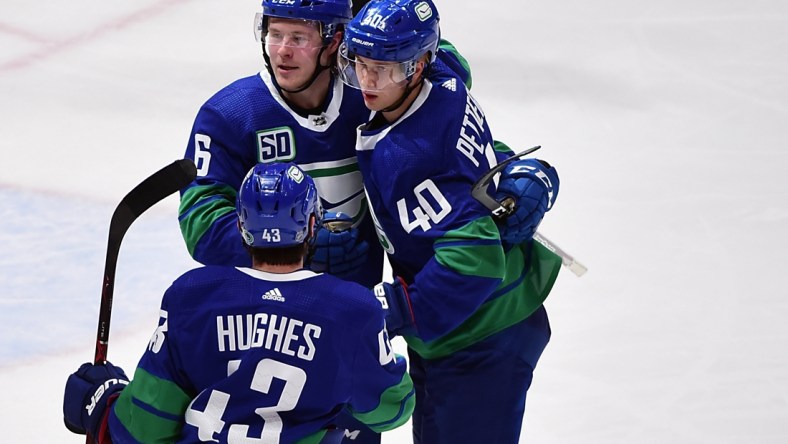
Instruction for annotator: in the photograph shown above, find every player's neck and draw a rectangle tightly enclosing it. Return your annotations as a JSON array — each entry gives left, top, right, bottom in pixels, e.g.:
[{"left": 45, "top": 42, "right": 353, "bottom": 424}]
[
  {"left": 381, "top": 80, "right": 423, "bottom": 123},
  {"left": 281, "top": 70, "right": 332, "bottom": 111},
  {"left": 253, "top": 259, "right": 305, "bottom": 274}
]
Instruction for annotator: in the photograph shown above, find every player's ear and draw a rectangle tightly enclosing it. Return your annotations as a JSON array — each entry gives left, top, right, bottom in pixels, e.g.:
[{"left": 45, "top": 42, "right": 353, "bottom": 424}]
[
  {"left": 327, "top": 30, "right": 342, "bottom": 54},
  {"left": 308, "top": 214, "right": 317, "bottom": 239},
  {"left": 411, "top": 54, "right": 430, "bottom": 85}
]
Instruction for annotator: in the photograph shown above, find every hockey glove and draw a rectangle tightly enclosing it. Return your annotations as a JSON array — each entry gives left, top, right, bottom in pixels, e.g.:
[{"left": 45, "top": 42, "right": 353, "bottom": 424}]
[
  {"left": 373, "top": 277, "right": 417, "bottom": 337},
  {"left": 494, "top": 158, "right": 559, "bottom": 245},
  {"left": 310, "top": 212, "right": 369, "bottom": 277},
  {"left": 495, "top": 159, "right": 560, "bottom": 244},
  {"left": 64, "top": 361, "right": 129, "bottom": 438}
]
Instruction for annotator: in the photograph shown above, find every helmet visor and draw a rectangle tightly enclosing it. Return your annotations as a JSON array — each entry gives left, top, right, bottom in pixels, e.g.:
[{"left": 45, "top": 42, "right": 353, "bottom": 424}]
[
  {"left": 338, "top": 44, "right": 412, "bottom": 92},
  {"left": 255, "top": 13, "right": 326, "bottom": 49}
]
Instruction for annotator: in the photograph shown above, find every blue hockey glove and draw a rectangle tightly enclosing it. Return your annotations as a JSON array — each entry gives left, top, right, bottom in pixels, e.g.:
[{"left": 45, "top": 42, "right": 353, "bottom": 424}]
[
  {"left": 310, "top": 212, "right": 369, "bottom": 277},
  {"left": 494, "top": 158, "right": 559, "bottom": 245},
  {"left": 373, "top": 277, "right": 417, "bottom": 337},
  {"left": 64, "top": 361, "right": 129, "bottom": 438}
]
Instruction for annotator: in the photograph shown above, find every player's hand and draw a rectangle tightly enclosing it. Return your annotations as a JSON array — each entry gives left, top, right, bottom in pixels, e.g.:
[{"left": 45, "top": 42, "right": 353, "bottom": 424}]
[
  {"left": 310, "top": 212, "right": 369, "bottom": 277},
  {"left": 64, "top": 361, "right": 129, "bottom": 437},
  {"left": 494, "top": 158, "right": 559, "bottom": 245},
  {"left": 374, "top": 278, "right": 416, "bottom": 337}
]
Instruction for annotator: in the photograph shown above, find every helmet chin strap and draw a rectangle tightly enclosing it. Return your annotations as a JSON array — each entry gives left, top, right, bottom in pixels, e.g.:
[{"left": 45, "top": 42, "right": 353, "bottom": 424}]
[
  {"left": 380, "top": 62, "right": 429, "bottom": 114},
  {"left": 262, "top": 42, "right": 331, "bottom": 94}
]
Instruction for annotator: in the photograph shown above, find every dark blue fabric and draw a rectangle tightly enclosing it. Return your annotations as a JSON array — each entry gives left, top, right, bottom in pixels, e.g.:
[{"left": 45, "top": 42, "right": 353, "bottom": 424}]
[
  {"left": 333, "top": 411, "right": 381, "bottom": 444},
  {"left": 63, "top": 362, "right": 129, "bottom": 437},
  {"left": 311, "top": 212, "right": 371, "bottom": 279},
  {"left": 408, "top": 306, "right": 551, "bottom": 444}
]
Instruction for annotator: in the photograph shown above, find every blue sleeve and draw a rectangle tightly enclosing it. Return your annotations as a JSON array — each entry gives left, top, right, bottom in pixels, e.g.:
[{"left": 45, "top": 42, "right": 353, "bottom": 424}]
[
  {"left": 393, "top": 169, "right": 508, "bottom": 342},
  {"left": 179, "top": 101, "right": 256, "bottom": 267},
  {"left": 381, "top": 92, "right": 512, "bottom": 342},
  {"left": 436, "top": 39, "right": 473, "bottom": 89},
  {"left": 347, "top": 303, "right": 414, "bottom": 432},
  {"left": 108, "top": 287, "right": 193, "bottom": 443}
]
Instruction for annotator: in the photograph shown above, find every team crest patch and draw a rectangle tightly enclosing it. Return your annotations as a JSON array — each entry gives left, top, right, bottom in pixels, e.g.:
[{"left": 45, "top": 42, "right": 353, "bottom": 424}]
[
  {"left": 287, "top": 165, "right": 305, "bottom": 183},
  {"left": 415, "top": 2, "right": 432, "bottom": 21},
  {"left": 256, "top": 127, "right": 295, "bottom": 163}
]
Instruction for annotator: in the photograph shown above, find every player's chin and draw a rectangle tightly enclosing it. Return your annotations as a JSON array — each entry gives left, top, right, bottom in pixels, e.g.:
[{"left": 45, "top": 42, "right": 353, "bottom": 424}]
[{"left": 274, "top": 67, "right": 301, "bottom": 83}]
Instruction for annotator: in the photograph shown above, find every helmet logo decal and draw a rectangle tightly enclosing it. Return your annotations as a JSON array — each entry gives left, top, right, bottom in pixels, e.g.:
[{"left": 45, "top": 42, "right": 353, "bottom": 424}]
[
  {"left": 360, "top": 13, "right": 387, "bottom": 31},
  {"left": 351, "top": 37, "right": 374, "bottom": 47},
  {"left": 287, "top": 165, "right": 305, "bottom": 183},
  {"left": 256, "top": 126, "right": 296, "bottom": 163},
  {"left": 270, "top": 0, "right": 296, "bottom": 4},
  {"left": 414, "top": 2, "right": 433, "bottom": 21},
  {"left": 241, "top": 227, "right": 255, "bottom": 246}
]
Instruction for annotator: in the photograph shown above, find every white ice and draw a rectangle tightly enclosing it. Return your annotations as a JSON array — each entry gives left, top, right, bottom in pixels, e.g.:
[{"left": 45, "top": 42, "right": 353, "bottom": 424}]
[{"left": 1, "top": 1, "right": 787, "bottom": 442}]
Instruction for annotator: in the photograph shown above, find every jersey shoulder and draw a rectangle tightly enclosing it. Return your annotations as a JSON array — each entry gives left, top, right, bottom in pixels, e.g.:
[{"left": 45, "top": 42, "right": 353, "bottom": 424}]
[
  {"left": 305, "top": 274, "right": 384, "bottom": 327},
  {"left": 201, "top": 74, "right": 276, "bottom": 120},
  {"left": 165, "top": 265, "right": 241, "bottom": 302},
  {"left": 434, "top": 39, "right": 473, "bottom": 89}
]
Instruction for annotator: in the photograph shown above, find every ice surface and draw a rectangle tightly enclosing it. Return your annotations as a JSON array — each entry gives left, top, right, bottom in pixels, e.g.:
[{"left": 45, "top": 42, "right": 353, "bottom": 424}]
[{"left": 1, "top": 0, "right": 787, "bottom": 442}]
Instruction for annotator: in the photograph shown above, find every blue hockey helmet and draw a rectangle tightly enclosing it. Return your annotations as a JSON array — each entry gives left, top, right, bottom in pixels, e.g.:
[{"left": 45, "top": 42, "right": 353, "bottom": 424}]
[
  {"left": 342, "top": 0, "right": 440, "bottom": 63},
  {"left": 258, "top": 0, "right": 353, "bottom": 43},
  {"left": 236, "top": 163, "right": 323, "bottom": 248}
]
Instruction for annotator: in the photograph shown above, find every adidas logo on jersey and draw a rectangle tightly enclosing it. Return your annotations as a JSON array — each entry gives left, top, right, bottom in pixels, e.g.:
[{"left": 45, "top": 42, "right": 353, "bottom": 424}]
[
  {"left": 262, "top": 288, "right": 285, "bottom": 302},
  {"left": 441, "top": 78, "right": 457, "bottom": 92}
]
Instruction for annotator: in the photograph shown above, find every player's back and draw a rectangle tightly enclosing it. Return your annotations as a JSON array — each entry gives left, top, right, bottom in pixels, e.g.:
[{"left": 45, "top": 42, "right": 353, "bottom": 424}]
[{"left": 112, "top": 265, "right": 407, "bottom": 443}]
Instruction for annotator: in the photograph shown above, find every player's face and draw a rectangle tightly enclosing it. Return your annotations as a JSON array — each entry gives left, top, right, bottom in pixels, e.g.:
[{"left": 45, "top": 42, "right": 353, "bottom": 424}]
[
  {"left": 265, "top": 18, "right": 325, "bottom": 90},
  {"left": 353, "top": 55, "right": 409, "bottom": 111}
]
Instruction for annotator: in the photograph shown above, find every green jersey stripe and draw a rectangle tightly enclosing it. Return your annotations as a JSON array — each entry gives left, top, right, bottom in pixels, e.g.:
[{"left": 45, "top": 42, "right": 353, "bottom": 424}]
[
  {"left": 179, "top": 184, "right": 237, "bottom": 255},
  {"left": 434, "top": 217, "right": 505, "bottom": 279},
  {"left": 406, "top": 242, "right": 562, "bottom": 359},
  {"left": 113, "top": 367, "right": 191, "bottom": 442},
  {"left": 350, "top": 370, "right": 415, "bottom": 432}
]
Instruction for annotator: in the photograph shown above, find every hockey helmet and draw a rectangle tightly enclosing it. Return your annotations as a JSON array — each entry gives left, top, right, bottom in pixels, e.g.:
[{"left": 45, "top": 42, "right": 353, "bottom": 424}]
[
  {"left": 236, "top": 162, "right": 323, "bottom": 248},
  {"left": 256, "top": 0, "right": 353, "bottom": 44},
  {"left": 338, "top": 0, "right": 440, "bottom": 89}
]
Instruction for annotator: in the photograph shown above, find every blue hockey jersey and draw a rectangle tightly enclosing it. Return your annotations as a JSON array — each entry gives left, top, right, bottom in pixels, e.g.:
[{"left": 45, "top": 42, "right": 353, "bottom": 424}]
[
  {"left": 178, "top": 70, "right": 383, "bottom": 288},
  {"left": 356, "top": 59, "right": 562, "bottom": 358},
  {"left": 107, "top": 266, "right": 414, "bottom": 443}
]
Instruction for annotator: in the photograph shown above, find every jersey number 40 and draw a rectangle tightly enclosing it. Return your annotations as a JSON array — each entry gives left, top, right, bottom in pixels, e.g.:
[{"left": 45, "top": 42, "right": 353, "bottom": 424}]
[{"left": 398, "top": 179, "right": 452, "bottom": 233}]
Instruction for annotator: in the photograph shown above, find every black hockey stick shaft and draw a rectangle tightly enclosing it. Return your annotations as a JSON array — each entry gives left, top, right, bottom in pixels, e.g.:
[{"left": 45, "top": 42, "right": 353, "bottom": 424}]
[
  {"left": 471, "top": 145, "right": 541, "bottom": 218},
  {"left": 92, "top": 159, "right": 196, "bottom": 365}
]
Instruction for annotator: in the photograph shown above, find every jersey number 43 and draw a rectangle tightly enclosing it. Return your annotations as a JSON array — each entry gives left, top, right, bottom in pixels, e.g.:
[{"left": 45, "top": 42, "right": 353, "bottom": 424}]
[{"left": 185, "top": 358, "right": 306, "bottom": 443}]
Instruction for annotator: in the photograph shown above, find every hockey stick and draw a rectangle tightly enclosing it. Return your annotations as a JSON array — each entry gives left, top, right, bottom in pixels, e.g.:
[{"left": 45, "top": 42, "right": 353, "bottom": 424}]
[
  {"left": 472, "top": 147, "right": 587, "bottom": 277},
  {"left": 471, "top": 145, "right": 542, "bottom": 217},
  {"left": 92, "top": 159, "right": 197, "bottom": 365}
]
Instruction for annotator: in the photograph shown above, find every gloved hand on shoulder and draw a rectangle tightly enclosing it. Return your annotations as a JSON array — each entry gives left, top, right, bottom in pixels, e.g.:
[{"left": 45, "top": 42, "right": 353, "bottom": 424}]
[
  {"left": 374, "top": 277, "right": 417, "bottom": 337},
  {"left": 494, "top": 158, "right": 559, "bottom": 245},
  {"left": 310, "top": 212, "right": 369, "bottom": 277},
  {"left": 63, "top": 361, "right": 129, "bottom": 439}
]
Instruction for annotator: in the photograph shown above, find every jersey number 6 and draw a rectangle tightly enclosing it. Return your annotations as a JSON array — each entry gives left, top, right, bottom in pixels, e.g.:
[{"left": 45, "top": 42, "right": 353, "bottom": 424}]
[{"left": 194, "top": 134, "right": 212, "bottom": 177}]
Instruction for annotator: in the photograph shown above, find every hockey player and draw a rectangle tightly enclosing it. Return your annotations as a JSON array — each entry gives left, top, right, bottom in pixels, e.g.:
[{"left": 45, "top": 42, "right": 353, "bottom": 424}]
[
  {"left": 339, "top": 0, "right": 563, "bottom": 442},
  {"left": 177, "top": 0, "right": 382, "bottom": 288},
  {"left": 174, "top": 2, "right": 490, "bottom": 442},
  {"left": 63, "top": 162, "right": 414, "bottom": 444}
]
